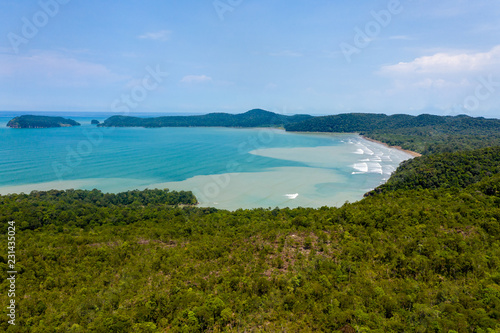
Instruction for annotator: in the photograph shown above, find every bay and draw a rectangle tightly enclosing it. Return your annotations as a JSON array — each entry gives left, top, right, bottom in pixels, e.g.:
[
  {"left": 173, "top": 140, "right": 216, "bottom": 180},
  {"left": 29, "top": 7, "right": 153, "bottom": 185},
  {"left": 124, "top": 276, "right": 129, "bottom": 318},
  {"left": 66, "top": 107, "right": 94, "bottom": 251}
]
[{"left": 0, "top": 115, "right": 413, "bottom": 210}]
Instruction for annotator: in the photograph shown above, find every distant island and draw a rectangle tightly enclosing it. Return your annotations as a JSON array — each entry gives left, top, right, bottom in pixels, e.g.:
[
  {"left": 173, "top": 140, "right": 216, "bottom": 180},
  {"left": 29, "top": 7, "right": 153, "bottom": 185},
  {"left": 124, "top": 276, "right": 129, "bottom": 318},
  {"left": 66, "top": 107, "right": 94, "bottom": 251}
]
[
  {"left": 7, "top": 115, "right": 81, "bottom": 129},
  {"left": 98, "top": 109, "right": 313, "bottom": 128},
  {"left": 91, "top": 119, "right": 100, "bottom": 125}
]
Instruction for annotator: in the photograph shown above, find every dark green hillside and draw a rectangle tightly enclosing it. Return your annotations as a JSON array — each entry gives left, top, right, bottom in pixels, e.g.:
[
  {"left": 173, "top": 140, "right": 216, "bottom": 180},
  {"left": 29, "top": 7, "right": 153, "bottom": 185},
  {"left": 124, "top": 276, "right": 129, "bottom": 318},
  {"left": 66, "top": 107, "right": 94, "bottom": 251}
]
[
  {"left": 286, "top": 113, "right": 500, "bottom": 154},
  {"left": 99, "top": 109, "right": 313, "bottom": 128},
  {"left": 6, "top": 115, "right": 81, "bottom": 128},
  {"left": 0, "top": 189, "right": 197, "bottom": 231},
  {"left": 368, "top": 146, "right": 500, "bottom": 194},
  {"left": 284, "top": 113, "right": 450, "bottom": 133},
  {"left": 1, "top": 145, "right": 500, "bottom": 331},
  {"left": 285, "top": 113, "right": 500, "bottom": 134}
]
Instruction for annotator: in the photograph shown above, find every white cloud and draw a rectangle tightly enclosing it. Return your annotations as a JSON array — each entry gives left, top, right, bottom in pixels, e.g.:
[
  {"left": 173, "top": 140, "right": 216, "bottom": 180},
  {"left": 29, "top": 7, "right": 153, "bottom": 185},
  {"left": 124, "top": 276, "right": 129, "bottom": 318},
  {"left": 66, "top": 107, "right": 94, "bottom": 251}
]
[
  {"left": 265, "top": 82, "right": 278, "bottom": 90},
  {"left": 380, "top": 46, "right": 500, "bottom": 76},
  {"left": 376, "top": 46, "right": 500, "bottom": 116},
  {"left": 180, "top": 75, "right": 212, "bottom": 84},
  {"left": 412, "top": 78, "right": 470, "bottom": 89},
  {"left": 389, "top": 35, "right": 413, "bottom": 41},
  {"left": 269, "top": 50, "right": 303, "bottom": 57},
  {"left": 138, "top": 30, "right": 171, "bottom": 41}
]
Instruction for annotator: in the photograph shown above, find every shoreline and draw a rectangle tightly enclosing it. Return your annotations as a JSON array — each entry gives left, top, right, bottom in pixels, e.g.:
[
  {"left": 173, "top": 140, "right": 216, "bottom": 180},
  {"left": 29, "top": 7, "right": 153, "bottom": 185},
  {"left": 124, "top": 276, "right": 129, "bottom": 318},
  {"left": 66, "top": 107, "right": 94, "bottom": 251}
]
[
  {"left": 288, "top": 130, "right": 422, "bottom": 157},
  {"left": 360, "top": 135, "right": 422, "bottom": 157}
]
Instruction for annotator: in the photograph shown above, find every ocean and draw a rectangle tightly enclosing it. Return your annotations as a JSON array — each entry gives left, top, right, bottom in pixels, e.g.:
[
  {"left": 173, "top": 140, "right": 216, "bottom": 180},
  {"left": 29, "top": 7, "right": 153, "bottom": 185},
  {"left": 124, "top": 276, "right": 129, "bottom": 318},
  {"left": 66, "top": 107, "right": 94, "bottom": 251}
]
[{"left": 0, "top": 114, "right": 414, "bottom": 210}]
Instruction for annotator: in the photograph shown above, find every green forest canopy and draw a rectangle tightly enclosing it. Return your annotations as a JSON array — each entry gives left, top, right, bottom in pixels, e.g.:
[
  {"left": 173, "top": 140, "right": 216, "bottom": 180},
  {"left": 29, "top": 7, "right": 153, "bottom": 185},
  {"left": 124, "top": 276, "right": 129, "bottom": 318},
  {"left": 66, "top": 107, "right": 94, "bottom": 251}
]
[
  {"left": 6, "top": 115, "right": 81, "bottom": 129},
  {"left": 98, "top": 109, "right": 313, "bottom": 128},
  {"left": 285, "top": 113, "right": 500, "bottom": 155}
]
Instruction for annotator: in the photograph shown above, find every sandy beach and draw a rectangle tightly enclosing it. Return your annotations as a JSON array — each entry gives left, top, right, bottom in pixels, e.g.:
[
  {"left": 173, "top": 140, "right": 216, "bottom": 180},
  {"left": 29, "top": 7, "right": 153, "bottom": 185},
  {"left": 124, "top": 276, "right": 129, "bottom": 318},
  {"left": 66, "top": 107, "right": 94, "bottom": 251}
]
[
  {"left": 289, "top": 131, "right": 422, "bottom": 158},
  {"left": 360, "top": 135, "right": 422, "bottom": 157}
]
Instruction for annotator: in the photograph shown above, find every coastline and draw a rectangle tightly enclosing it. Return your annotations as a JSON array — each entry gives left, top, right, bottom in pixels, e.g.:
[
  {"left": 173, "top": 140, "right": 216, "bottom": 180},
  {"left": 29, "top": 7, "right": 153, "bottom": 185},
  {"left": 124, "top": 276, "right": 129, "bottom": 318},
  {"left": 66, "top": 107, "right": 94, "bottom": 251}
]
[
  {"left": 288, "top": 130, "right": 422, "bottom": 157},
  {"left": 360, "top": 135, "right": 422, "bottom": 157}
]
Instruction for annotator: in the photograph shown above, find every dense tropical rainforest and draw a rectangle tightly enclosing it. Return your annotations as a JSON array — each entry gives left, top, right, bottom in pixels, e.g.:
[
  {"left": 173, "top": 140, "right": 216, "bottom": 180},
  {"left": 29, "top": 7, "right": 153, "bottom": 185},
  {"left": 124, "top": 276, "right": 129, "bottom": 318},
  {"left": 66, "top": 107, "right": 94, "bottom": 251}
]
[
  {"left": 1, "top": 112, "right": 500, "bottom": 332},
  {"left": 6, "top": 115, "right": 81, "bottom": 129}
]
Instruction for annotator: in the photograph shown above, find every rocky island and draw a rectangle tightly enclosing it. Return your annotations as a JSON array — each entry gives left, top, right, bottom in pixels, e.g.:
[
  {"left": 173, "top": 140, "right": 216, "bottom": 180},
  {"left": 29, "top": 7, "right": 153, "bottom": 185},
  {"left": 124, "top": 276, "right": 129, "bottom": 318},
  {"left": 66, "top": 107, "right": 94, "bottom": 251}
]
[{"left": 7, "top": 115, "right": 81, "bottom": 129}]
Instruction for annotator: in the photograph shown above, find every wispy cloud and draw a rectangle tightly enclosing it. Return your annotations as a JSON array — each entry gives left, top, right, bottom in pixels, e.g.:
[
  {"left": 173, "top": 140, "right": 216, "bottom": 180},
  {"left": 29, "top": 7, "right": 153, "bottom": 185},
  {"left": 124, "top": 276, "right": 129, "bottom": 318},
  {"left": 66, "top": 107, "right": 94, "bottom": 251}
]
[
  {"left": 55, "top": 48, "right": 93, "bottom": 55},
  {"left": 471, "top": 23, "right": 500, "bottom": 34},
  {"left": 269, "top": 50, "right": 303, "bottom": 57},
  {"left": 0, "top": 51, "right": 126, "bottom": 86},
  {"left": 138, "top": 30, "right": 172, "bottom": 41},
  {"left": 0, "top": 47, "right": 16, "bottom": 55},
  {"left": 265, "top": 82, "right": 278, "bottom": 90},
  {"left": 389, "top": 35, "right": 413, "bottom": 41},
  {"left": 304, "top": 87, "right": 320, "bottom": 96},
  {"left": 180, "top": 75, "right": 212, "bottom": 84}
]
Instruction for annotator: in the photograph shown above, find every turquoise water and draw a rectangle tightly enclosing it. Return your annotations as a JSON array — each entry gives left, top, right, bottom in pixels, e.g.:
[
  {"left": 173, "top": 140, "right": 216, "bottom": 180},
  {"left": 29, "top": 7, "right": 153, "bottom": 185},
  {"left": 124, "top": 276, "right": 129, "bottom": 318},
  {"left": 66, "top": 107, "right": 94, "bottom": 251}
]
[{"left": 0, "top": 115, "right": 413, "bottom": 210}]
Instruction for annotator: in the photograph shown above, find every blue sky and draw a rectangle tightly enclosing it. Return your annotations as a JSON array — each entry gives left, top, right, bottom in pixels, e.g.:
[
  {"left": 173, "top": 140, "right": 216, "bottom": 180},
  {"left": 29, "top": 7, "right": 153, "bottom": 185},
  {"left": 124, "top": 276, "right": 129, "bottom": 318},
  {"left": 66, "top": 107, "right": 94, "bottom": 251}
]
[{"left": 1, "top": 0, "right": 500, "bottom": 117}]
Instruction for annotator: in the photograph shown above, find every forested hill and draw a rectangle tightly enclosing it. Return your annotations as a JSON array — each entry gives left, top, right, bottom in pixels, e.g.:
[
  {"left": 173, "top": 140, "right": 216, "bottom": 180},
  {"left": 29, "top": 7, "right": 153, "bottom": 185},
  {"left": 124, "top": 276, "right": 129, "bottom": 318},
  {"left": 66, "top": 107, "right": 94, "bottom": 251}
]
[
  {"left": 98, "top": 109, "right": 313, "bottom": 128},
  {"left": 285, "top": 113, "right": 500, "bottom": 133},
  {"left": 367, "top": 146, "right": 500, "bottom": 195},
  {"left": 285, "top": 113, "right": 500, "bottom": 154},
  {"left": 6, "top": 115, "right": 81, "bottom": 128},
  {"left": 0, "top": 189, "right": 197, "bottom": 230}
]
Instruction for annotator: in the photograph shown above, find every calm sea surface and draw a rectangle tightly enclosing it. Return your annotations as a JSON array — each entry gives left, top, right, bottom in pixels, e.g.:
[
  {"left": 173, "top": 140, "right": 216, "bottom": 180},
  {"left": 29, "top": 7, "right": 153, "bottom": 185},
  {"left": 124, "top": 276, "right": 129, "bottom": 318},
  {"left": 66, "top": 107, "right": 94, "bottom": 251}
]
[{"left": 0, "top": 114, "right": 413, "bottom": 210}]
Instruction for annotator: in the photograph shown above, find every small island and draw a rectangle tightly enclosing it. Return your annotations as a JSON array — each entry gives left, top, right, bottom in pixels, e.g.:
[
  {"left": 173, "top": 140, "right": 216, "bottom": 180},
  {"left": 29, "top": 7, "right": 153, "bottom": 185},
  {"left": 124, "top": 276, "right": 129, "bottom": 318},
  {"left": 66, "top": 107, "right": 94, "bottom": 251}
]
[
  {"left": 7, "top": 115, "right": 81, "bottom": 129},
  {"left": 91, "top": 119, "right": 100, "bottom": 125}
]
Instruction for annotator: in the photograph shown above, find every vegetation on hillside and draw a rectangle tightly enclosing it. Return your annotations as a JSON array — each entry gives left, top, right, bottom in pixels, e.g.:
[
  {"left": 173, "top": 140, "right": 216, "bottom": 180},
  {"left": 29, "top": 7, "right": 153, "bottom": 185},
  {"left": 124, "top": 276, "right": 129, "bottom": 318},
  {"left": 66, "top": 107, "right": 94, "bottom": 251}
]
[
  {"left": 367, "top": 146, "right": 500, "bottom": 195},
  {"left": 285, "top": 113, "right": 500, "bottom": 154},
  {"left": 99, "top": 109, "right": 313, "bottom": 128},
  {"left": 0, "top": 189, "right": 197, "bottom": 232},
  {"left": 6, "top": 115, "right": 81, "bottom": 129}
]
